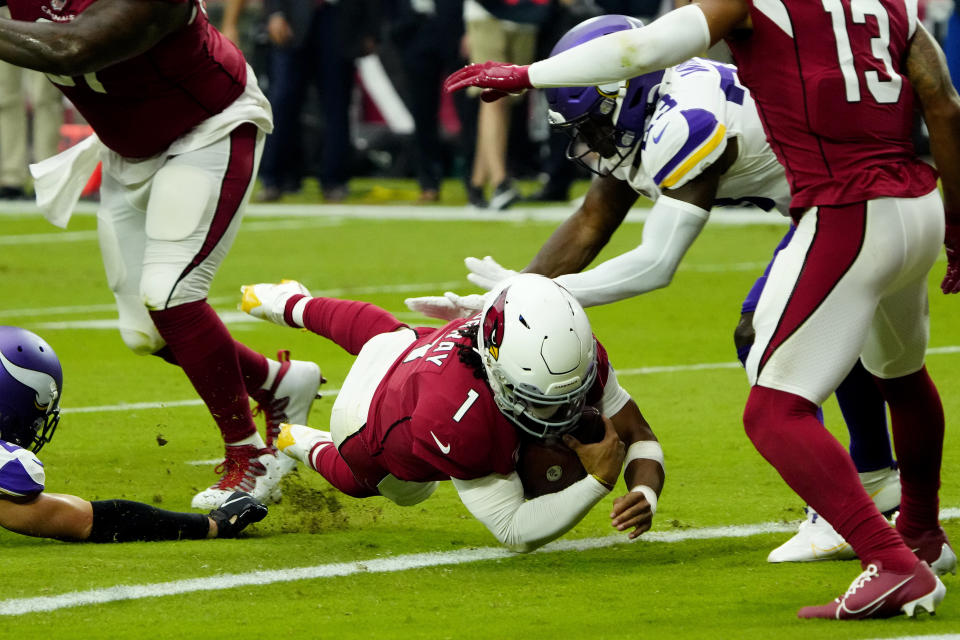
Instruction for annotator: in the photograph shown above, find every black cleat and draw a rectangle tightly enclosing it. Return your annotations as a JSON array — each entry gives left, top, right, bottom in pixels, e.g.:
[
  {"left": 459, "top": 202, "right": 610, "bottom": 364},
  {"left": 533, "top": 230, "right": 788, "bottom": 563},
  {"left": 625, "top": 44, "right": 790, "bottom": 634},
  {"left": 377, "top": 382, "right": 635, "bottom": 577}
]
[{"left": 208, "top": 491, "right": 268, "bottom": 538}]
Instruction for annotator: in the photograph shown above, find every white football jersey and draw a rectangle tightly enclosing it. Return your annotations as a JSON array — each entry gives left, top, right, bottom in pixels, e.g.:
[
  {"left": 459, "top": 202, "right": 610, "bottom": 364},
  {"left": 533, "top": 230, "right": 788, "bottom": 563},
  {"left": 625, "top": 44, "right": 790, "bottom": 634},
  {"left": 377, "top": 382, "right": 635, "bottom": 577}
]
[{"left": 605, "top": 58, "right": 791, "bottom": 216}]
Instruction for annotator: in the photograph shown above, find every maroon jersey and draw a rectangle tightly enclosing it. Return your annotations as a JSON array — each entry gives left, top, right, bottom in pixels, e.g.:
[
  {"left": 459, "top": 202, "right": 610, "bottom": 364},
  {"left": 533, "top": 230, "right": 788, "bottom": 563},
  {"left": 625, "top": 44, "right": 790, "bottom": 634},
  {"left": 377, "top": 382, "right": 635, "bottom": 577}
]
[
  {"left": 352, "top": 318, "right": 611, "bottom": 483},
  {"left": 6, "top": 0, "right": 247, "bottom": 158},
  {"left": 725, "top": 0, "right": 937, "bottom": 209}
]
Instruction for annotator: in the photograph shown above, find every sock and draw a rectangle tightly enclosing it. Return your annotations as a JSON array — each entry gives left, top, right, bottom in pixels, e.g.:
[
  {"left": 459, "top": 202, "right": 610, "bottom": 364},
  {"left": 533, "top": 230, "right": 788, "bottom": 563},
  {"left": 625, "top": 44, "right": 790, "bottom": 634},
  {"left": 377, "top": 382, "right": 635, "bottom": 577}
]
[
  {"left": 286, "top": 296, "right": 406, "bottom": 355},
  {"left": 150, "top": 300, "right": 257, "bottom": 443},
  {"left": 88, "top": 500, "right": 210, "bottom": 542},
  {"left": 836, "top": 359, "right": 894, "bottom": 472},
  {"left": 228, "top": 431, "right": 266, "bottom": 449},
  {"left": 233, "top": 341, "right": 270, "bottom": 394},
  {"left": 312, "top": 442, "right": 378, "bottom": 498},
  {"left": 874, "top": 367, "right": 944, "bottom": 540},
  {"left": 744, "top": 385, "right": 915, "bottom": 571}
]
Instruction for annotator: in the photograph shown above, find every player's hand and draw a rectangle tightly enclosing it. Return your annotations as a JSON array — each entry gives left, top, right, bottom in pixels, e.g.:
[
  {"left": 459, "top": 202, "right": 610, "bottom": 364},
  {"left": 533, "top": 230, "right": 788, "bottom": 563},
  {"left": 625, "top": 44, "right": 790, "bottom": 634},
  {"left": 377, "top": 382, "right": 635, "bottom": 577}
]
[
  {"left": 611, "top": 490, "right": 655, "bottom": 539},
  {"left": 404, "top": 291, "right": 488, "bottom": 321},
  {"left": 443, "top": 61, "right": 532, "bottom": 101},
  {"left": 942, "top": 223, "right": 960, "bottom": 294},
  {"left": 563, "top": 416, "right": 625, "bottom": 491},
  {"left": 465, "top": 256, "right": 517, "bottom": 290}
]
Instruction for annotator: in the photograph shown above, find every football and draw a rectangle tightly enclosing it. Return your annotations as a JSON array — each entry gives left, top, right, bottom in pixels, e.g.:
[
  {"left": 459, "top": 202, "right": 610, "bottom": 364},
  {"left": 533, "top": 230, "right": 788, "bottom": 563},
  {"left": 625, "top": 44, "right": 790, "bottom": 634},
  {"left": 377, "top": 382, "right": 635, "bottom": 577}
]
[{"left": 516, "top": 407, "right": 607, "bottom": 499}]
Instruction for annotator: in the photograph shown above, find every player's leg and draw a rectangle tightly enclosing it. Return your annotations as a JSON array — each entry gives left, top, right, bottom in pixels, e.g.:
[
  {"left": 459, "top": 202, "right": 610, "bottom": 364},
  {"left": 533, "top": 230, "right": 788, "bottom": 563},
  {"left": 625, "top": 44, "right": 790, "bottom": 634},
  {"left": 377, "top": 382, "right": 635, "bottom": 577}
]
[
  {"left": 861, "top": 191, "right": 954, "bottom": 575},
  {"left": 137, "top": 124, "right": 285, "bottom": 509},
  {"left": 744, "top": 203, "right": 938, "bottom": 617}
]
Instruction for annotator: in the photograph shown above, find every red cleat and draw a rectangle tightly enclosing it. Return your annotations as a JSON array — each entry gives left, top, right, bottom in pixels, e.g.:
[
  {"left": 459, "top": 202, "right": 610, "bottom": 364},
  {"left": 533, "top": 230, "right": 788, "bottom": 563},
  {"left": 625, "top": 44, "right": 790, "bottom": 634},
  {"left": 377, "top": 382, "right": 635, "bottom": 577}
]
[
  {"left": 797, "top": 561, "right": 945, "bottom": 620},
  {"left": 901, "top": 527, "right": 958, "bottom": 576}
]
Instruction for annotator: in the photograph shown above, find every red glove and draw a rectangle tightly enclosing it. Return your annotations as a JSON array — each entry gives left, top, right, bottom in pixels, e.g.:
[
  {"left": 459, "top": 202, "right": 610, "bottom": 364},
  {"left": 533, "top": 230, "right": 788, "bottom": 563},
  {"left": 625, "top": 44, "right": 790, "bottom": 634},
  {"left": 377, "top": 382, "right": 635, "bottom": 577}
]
[
  {"left": 942, "top": 222, "right": 960, "bottom": 294},
  {"left": 443, "top": 61, "right": 532, "bottom": 101}
]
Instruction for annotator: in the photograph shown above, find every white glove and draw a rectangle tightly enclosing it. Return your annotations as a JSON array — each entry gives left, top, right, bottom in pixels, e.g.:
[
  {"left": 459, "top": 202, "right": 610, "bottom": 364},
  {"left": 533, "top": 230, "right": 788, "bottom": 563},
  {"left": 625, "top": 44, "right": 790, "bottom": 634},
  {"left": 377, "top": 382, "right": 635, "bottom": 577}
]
[
  {"left": 240, "top": 279, "right": 311, "bottom": 326},
  {"left": 405, "top": 291, "right": 489, "bottom": 321},
  {"left": 465, "top": 256, "right": 517, "bottom": 291}
]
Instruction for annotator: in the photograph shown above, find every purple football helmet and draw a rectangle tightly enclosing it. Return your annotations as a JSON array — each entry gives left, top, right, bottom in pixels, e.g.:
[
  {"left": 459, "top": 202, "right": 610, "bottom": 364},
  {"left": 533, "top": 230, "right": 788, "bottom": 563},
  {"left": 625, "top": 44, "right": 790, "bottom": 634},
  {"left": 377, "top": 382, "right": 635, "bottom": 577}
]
[
  {"left": 0, "top": 326, "right": 62, "bottom": 453},
  {"left": 545, "top": 14, "right": 665, "bottom": 176}
]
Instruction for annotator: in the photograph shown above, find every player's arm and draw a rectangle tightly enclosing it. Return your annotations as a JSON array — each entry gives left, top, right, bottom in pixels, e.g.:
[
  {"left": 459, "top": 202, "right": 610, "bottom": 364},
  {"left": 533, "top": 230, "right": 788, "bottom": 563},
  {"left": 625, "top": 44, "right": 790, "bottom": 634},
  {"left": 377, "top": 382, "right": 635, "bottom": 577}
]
[
  {"left": 552, "top": 141, "right": 732, "bottom": 307},
  {"left": 0, "top": 0, "right": 191, "bottom": 76},
  {"left": 444, "top": 0, "right": 749, "bottom": 95},
  {"left": 0, "top": 492, "right": 265, "bottom": 541},
  {"left": 451, "top": 431, "right": 624, "bottom": 553},
  {"left": 524, "top": 175, "right": 638, "bottom": 277},
  {"left": 906, "top": 24, "right": 960, "bottom": 293}
]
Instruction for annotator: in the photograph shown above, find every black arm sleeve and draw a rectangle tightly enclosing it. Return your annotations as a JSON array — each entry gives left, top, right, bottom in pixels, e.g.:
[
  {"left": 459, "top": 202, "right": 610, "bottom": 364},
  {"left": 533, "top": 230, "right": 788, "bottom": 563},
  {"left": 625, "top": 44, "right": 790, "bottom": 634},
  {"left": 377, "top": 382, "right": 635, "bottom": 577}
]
[{"left": 88, "top": 500, "right": 209, "bottom": 543}]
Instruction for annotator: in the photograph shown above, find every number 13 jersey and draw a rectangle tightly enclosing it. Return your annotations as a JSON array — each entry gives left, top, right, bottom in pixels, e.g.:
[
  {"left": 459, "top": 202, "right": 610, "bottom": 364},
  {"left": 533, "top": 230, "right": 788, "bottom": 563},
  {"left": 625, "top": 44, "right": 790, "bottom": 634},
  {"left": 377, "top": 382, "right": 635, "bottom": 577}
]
[{"left": 725, "top": 0, "right": 938, "bottom": 209}]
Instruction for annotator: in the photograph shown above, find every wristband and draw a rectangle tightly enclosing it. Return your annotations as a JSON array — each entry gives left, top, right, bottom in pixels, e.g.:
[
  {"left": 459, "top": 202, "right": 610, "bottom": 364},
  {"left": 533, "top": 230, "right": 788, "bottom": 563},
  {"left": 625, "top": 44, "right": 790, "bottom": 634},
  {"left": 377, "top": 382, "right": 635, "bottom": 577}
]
[
  {"left": 590, "top": 473, "right": 615, "bottom": 491},
  {"left": 630, "top": 484, "right": 658, "bottom": 515},
  {"left": 625, "top": 440, "right": 664, "bottom": 469}
]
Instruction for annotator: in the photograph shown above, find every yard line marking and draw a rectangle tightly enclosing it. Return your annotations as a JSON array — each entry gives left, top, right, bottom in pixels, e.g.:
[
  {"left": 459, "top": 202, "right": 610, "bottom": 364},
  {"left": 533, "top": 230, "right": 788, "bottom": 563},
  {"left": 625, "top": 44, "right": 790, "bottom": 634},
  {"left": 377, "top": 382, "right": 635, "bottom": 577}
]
[
  {"left": 59, "top": 345, "right": 960, "bottom": 415},
  {"left": 3, "top": 513, "right": 959, "bottom": 617}
]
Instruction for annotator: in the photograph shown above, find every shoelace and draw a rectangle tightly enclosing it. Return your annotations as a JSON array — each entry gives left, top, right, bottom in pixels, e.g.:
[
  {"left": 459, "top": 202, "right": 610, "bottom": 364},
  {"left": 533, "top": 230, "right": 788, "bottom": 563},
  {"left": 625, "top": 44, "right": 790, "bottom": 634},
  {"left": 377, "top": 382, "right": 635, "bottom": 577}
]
[
  {"left": 213, "top": 445, "right": 268, "bottom": 489},
  {"left": 835, "top": 564, "right": 880, "bottom": 603},
  {"left": 252, "top": 350, "right": 293, "bottom": 446}
]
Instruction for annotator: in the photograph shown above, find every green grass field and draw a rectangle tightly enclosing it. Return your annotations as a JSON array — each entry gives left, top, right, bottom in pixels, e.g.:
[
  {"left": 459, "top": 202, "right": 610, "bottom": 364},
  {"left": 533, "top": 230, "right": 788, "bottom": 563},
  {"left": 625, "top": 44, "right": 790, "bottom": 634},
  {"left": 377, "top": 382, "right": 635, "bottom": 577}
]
[{"left": 1, "top": 192, "right": 959, "bottom": 639}]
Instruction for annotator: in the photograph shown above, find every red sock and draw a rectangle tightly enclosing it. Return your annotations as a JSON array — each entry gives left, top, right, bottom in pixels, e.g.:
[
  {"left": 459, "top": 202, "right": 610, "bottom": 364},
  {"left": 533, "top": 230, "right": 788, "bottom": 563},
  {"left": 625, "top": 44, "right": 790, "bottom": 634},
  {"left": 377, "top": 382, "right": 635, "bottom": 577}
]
[
  {"left": 875, "top": 367, "right": 944, "bottom": 539},
  {"left": 287, "top": 297, "right": 405, "bottom": 355},
  {"left": 234, "top": 341, "right": 269, "bottom": 394},
  {"left": 150, "top": 300, "right": 257, "bottom": 443},
  {"left": 311, "top": 442, "right": 378, "bottom": 498},
  {"left": 744, "top": 385, "right": 915, "bottom": 571}
]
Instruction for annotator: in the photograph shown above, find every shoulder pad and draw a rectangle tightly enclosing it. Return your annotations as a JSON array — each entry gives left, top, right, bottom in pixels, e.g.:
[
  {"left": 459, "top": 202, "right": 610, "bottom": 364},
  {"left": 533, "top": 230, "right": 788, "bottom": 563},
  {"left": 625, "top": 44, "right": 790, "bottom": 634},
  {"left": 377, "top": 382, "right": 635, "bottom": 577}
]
[
  {"left": 643, "top": 106, "right": 727, "bottom": 190},
  {"left": 0, "top": 441, "right": 45, "bottom": 497}
]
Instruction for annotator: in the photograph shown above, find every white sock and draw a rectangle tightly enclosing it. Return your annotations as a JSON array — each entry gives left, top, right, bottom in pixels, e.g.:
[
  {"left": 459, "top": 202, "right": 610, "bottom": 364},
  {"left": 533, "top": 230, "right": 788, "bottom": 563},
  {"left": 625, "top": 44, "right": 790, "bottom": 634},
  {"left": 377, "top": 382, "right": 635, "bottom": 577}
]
[
  {"left": 291, "top": 297, "right": 311, "bottom": 328},
  {"left": 260, "top": 359, "right": 281, "bottom": 391},
  {"left": 227, "top": 431, "right": 266, "bottom": 449}
]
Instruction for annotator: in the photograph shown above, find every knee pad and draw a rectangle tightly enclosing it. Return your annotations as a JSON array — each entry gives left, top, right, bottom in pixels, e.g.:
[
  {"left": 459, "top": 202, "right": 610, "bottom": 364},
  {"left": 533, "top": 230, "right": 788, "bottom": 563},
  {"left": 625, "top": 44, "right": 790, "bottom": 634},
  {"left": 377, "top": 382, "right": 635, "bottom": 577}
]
[
  {"left": 145, "top": 165, "right": 213, "bottom": 242},
  {"left": 115, "top": 293, "right": 165, "bottom": 354}
]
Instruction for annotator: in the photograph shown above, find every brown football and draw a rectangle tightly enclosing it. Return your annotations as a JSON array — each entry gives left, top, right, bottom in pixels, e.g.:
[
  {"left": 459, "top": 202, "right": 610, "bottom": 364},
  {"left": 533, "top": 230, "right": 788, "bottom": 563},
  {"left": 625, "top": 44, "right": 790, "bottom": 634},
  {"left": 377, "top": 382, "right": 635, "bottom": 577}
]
[{"left": 516, "top": 407, "right": 605, "bottom": 499}]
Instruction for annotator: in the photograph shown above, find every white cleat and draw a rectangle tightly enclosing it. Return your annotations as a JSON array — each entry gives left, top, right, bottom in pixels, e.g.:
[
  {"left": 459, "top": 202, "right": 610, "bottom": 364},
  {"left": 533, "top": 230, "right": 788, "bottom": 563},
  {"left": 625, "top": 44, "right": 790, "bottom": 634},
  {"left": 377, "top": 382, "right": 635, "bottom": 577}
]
[
  {"left": 191, "top": 445, "right": 283, "bottom": 510},
  {"left": 860, "top": 465, "right": 900, "bottom": 515},
  {"left": 240, "top": 280, "right": 311, "bottom": 327},
  {"left": 253, "top": 351, "right": 323, "bottom": 477},
  {"left": 277, "top": 423, "right": 333, "bottom": 467},
  {"left": 768, "top": 508, "right": 857, "bottom": 563}
]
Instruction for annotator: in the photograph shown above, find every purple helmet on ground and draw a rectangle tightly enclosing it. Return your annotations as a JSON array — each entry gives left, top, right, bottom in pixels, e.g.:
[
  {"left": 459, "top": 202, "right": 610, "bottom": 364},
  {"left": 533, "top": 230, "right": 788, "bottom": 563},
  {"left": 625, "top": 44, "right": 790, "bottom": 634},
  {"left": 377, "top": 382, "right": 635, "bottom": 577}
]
[
  {"left": 545, "top": 14, "right": 665, "bottom": 175},
  {"left": 0, "top": 326, "right": 62, "bottom": 453}
]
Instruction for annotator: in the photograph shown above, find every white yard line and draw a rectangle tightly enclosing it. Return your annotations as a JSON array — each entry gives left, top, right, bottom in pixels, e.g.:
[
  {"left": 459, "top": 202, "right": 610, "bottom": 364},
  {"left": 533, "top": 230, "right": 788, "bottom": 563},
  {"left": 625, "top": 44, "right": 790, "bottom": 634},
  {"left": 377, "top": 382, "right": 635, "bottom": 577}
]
[{"left": 3, "top": 512, "right": 959, "bottom": 617}]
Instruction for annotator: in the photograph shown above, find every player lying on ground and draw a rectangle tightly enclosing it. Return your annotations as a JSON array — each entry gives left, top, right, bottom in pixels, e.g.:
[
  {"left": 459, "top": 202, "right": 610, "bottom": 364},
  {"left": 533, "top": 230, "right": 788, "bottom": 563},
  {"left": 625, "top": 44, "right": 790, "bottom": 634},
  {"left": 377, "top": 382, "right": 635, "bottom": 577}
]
[
  {"left": 240, "top": 275, "right": 664, "bottom": 552},
  {"left": 407, "top": 14, "right": 900, "bottom": 565},
  {"left": 0, "top": 326, "right": 267, "bottom": 542},
  {"left": 442, "top": 0, "right": 960, "bottom": 621}
]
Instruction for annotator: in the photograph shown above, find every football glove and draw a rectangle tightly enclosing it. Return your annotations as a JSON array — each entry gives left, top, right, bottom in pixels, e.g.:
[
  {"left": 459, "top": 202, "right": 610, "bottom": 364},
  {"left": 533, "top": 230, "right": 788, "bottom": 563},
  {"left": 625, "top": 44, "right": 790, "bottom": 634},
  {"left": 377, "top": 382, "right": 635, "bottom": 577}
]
[
  {"left": 240, "top": 279, "right": 311, "bottom": 326},
  {"left": 443, "top": 61, "right": 532, "bottom": 102},
  {"left": 942, "top": 223, "right": 960, "bottom": 294},
  {"left": 208, "top": 491, "right": 268, "bottom": 538},
  {"left": 465, "top": 255, "right": 518, "bottom": 291},
  {"left": 404, "top": 291, "right": 488, "bottom": 321}
]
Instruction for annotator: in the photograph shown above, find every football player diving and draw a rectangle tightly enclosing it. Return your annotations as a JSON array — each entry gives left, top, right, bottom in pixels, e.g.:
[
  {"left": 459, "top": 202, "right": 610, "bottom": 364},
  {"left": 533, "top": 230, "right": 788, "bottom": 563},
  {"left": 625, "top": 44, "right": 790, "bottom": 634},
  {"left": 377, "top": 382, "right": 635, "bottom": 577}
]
[
  {"left": 240, "top": 274, "right": 664, "bottom": 552},
  {"left": 0, "top": 326, "right": 267, "bottom": 543},
  {"left": 406, "top": 15, "right": 902, "bottom": 564}
]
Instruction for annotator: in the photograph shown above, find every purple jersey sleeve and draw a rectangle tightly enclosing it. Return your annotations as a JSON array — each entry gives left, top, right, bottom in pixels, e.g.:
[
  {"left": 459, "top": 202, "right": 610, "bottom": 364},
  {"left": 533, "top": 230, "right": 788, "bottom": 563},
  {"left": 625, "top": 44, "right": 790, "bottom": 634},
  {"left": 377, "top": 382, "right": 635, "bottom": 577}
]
[{"left": 0, "top": 440, "right": 45, "bottom": 497}]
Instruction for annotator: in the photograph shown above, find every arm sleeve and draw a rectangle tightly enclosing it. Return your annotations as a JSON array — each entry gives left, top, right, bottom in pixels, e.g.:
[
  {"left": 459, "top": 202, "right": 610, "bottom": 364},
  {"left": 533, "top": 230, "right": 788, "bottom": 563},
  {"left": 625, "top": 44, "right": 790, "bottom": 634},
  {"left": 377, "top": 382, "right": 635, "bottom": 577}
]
[
  {"left": 598, "top": 364, "right": 631, "bottom": 417},
  {"left": 527, "top": 5, "right": 711, "bottom": 88},
  {"left": 452, "top": 472, "right": 611, "bottom": 553},
  {"left": 554, "top": 196, "right": 709, "bottom": 307}
]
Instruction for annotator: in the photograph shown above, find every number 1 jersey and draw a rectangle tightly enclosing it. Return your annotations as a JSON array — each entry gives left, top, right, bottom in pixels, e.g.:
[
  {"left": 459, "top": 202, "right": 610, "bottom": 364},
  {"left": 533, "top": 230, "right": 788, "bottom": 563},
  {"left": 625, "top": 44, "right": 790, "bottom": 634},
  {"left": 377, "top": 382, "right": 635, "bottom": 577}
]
[{"left": 726, "top": 0, "right": 938, "bottom": 209}]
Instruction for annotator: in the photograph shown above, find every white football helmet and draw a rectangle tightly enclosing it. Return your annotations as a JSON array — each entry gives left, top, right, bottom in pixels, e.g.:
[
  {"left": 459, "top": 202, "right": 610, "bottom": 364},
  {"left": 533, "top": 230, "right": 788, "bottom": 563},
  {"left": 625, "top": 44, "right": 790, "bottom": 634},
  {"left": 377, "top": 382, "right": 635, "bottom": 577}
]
[{"left": 477, "top": 274, "right": 597, "bottom": 438}]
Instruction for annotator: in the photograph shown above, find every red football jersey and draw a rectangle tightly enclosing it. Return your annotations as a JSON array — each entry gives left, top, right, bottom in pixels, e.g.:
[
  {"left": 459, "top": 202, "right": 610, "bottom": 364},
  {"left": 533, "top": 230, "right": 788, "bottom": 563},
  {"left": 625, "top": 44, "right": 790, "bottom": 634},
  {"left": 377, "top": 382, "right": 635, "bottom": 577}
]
[
  {"left": 6, "top": 0, "right": 247, "bottom": 158},
  {"left": 355, "top": 318, "right": 611, "bottom": 483},
  {"left": 725, "top": 0, "right": 938, "bottom": 209}
]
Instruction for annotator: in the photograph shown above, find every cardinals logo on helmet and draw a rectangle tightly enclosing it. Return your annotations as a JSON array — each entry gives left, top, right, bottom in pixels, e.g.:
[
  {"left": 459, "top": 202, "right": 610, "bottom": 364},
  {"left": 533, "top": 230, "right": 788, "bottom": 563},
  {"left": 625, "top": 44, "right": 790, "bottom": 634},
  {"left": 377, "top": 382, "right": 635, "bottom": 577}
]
[{"left": 482, "top": 289, "right": 509, "bottom": 361}]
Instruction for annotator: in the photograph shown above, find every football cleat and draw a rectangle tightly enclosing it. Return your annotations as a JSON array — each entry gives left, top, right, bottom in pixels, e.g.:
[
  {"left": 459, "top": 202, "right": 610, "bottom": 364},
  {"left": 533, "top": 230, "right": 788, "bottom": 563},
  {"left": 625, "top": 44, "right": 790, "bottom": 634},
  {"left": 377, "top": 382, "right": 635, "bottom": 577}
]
[
  {"left": 797, "top": 561, "right": 945, "bottom": 619},
  {"left": 191, "top": 444, "right": 282, "bottom": 510},
  {"left": 901, "top": 527, "right": 958, "bottom": 577},
  {"left": 208, "top": 490, "right": 268, "bottom": 538},
  {"left": 277, "top": 423, "right": 334, "bottom": 468},
  {"left": 252, "top": 351, "right": 323, "bottom": 476},
  {"left": 768, "top": 507, "right": 857, "bottom": 563},
  {"left": 860, "top": 465, "right": 901, "bottom": 515},
  {"left": 240, "top": 279, "right": 310, "bottom": 327}
]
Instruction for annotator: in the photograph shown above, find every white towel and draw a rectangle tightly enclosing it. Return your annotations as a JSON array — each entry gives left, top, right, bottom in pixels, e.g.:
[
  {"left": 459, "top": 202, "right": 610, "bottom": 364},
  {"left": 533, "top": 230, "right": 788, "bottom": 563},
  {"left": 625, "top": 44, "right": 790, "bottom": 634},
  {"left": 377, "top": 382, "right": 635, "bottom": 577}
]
[{"left": 29, "top": 134, "right": 103, "bottom": 229}]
